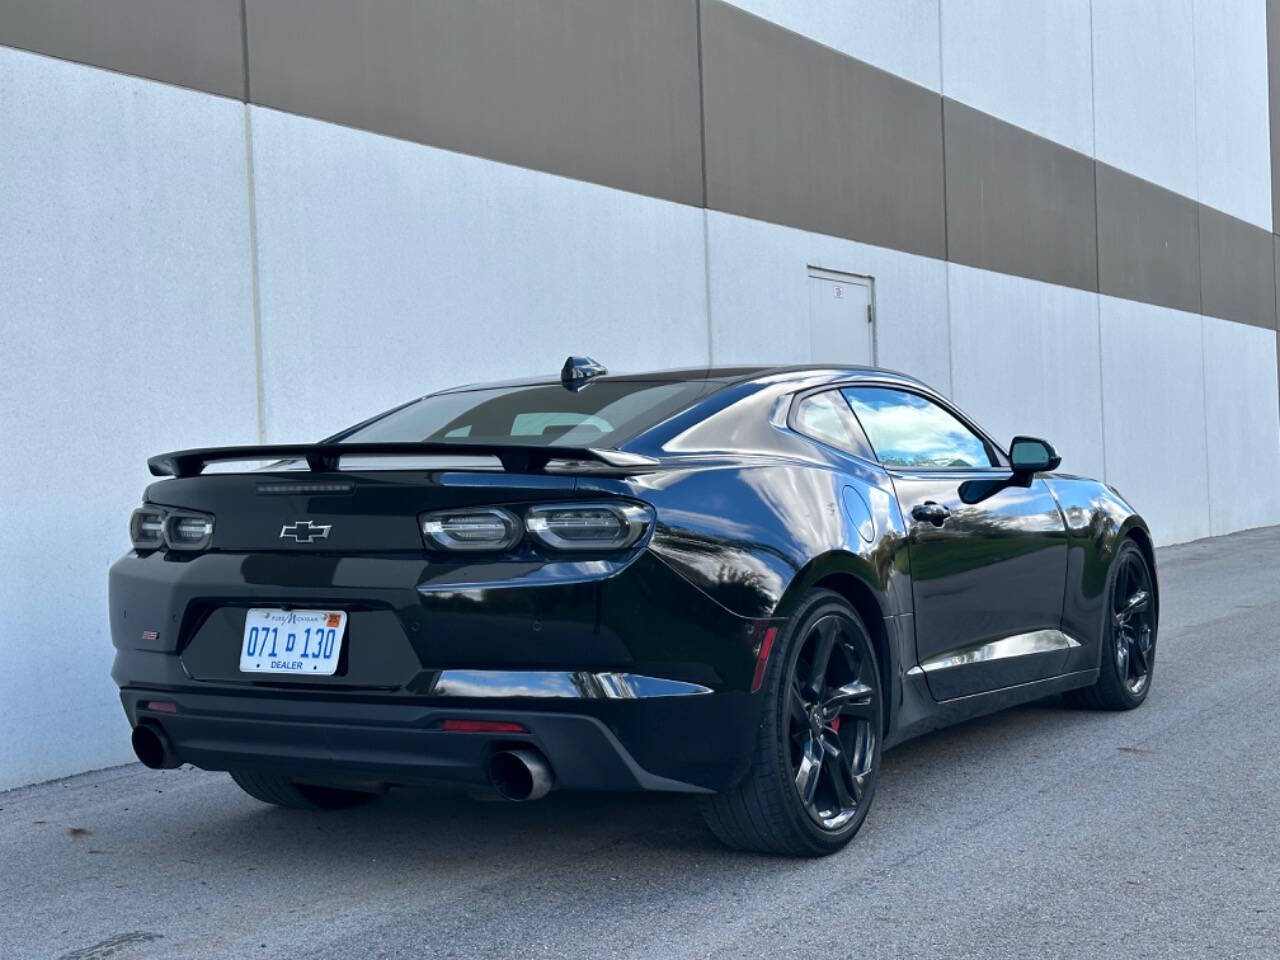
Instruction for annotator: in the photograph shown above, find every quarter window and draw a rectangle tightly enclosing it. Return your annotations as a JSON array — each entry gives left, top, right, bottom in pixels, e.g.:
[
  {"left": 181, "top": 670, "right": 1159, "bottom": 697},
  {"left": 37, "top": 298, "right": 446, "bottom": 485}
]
[
  {"left": 843, "top": 387, "right": 994, "bottom": 469},
  {"left": 793, "top": 390, "right": 873, "bottom": 459}
]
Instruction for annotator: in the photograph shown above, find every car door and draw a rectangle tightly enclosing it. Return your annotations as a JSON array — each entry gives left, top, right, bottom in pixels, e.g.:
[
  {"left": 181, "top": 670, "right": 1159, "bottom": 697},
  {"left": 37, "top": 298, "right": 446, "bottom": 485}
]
[{"left": 842, "top": 385, "right": 1069, "bottom": 700}]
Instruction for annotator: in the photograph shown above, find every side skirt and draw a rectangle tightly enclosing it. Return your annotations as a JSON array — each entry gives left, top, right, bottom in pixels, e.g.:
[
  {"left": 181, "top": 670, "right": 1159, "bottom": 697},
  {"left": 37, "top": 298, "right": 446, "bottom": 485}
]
[{"left": 884, "top": 668, "right": 1099, "bottom": 750}]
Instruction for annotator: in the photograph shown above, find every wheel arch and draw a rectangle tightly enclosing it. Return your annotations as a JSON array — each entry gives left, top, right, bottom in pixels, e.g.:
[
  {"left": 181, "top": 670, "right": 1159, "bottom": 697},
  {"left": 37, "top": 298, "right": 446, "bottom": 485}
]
[
  {"left": 1120, "top": 518, "right": 1159, "bottom": 623},
  {"left": 774, "top": 553, "right": 895, "bottom": 738}
]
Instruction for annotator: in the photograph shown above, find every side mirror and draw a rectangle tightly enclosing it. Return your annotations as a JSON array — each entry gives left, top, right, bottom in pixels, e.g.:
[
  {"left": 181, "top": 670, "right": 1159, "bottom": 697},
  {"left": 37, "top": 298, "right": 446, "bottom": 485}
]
[{"left": 1009, "top": 436, "right": 1061, "bottom": 474}]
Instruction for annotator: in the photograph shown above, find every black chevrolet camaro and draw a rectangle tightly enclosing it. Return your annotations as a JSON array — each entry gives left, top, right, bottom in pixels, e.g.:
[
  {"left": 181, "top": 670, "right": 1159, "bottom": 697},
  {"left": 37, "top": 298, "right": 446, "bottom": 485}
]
[{"left": 110, "top": 359, "right": 1158, "bottom": 856}]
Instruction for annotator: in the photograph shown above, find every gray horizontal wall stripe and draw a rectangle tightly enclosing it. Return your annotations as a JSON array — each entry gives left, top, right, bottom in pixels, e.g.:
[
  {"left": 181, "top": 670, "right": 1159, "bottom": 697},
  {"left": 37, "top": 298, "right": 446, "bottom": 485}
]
[
  {"left": 943, "top": 98, "right": 1098, "bottom": 291},
  {"left": 0, "top": 0, "right": 245, "bottom": 100},
  {"left": 1198, "top": 206, "right": 1277, "bottom": 330},
  {"left": 1, "top": 0, "right": 1276, "bottom": 338},
  {"left": 1096, "top": 164, "right": 1202, "bottom": 315},
  {"left": 699, "top": 0, "right": 946, "bottom": 259},
  {"left": 1275, "top": 235, "right": 1280, "bottom": 328},
  {"left": 243, "top": 0, "right": 705, "bottom": 208}
]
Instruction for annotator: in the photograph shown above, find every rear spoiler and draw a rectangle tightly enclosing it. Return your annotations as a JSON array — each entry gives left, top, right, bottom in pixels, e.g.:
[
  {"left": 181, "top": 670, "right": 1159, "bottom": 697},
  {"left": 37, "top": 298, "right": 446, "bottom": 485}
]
[{"left": 147, "top": 442, "right": 660, "bottom": 478}]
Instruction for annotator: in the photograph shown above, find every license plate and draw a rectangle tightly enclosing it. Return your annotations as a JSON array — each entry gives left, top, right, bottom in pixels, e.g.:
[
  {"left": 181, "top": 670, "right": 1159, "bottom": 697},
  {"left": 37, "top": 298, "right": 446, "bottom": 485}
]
[{"left": 240, "top": 608, "right": 347, "bottom": 676}]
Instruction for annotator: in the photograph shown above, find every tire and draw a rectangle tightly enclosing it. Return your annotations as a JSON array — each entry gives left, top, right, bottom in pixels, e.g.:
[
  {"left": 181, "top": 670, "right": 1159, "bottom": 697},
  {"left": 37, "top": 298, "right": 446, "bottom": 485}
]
[
  {"left": 1067, "top": 539, "right": 1157, "bottom": 711},
  {"left": 229, "top": 769, "right": 378, "bottom": 810},
  {"left": 699, "top": 589, "right": 882, "bottom": 856}
]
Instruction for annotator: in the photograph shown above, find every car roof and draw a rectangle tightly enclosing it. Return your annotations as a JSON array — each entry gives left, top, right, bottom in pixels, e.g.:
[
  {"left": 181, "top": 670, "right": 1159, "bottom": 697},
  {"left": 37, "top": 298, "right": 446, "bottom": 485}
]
[{"left": 434, "top": 363, "right": 929, "bottom": 395}]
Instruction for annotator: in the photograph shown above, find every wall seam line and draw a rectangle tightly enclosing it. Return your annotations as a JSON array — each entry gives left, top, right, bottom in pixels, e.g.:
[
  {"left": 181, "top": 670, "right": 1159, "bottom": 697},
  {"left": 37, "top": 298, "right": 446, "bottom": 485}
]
[
  {"left": 1088, "top": 0, "right": 1108, "bottom": 482},
  {"left": 702, "top": 210, "right": 714, "bottom": 365},
  {"left": 937, "top": 4, "right": 953, "bottom": 393},
  {"left": 694, "top": 0, "right": 709, "bottom": 209},
  {"left": 243, "top": 105, "right": 266, "bottom": 444},
  {"left": 695, "top": 0, "right": 713, "bottom": 365},
  {"left": 1200, "top": 316, "right": 1214, "bottom": 536},
  {"left": 239, "top": 0, "right": 251, "bottom": 102},
  {"left": 1190, "top": 0, "right": 1212, "bottom": 537}
]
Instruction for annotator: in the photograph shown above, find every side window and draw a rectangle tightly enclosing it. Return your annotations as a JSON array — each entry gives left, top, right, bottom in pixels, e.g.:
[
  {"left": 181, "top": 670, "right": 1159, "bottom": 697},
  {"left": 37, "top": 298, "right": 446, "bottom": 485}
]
[
  {"left": 793, "top": 390, "right": 873, "bottom": 459},
  {"left": 843, "top": 386, "right": 994, "bottom": 469}
]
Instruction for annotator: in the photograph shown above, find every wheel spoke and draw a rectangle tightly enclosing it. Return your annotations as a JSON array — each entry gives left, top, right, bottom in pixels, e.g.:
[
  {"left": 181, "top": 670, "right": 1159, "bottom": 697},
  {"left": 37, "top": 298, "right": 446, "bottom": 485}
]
[
  {"left": 822, "top": 681, "right": 876, "bottom": 721},
  {"left": 838, "top": 740, "right": 868, "bottom": 802},
  {"left": 794, "top": 733, "right": 823, "bottom": 806},
  {"left": 806, "top": 619, "right": 839, "bottom": 696},
  {"left": 824, "top": 739, "right": 855, "bottom": 809},
  {"left": 1115, "top": 558, "right": 1133, "bottom": 616},
  {"left": 788, "top": 680, "right": 809, "bottom": 728},
  {"left": 1129, "top": 634, "right": 1148, "bottom": 674}
]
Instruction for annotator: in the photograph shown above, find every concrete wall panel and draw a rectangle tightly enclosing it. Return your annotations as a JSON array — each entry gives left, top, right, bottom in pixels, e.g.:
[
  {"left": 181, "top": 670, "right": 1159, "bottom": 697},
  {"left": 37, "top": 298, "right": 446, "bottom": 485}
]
[
  {"left": 1198, "top": 206, "right": 1278, "bottom": 330},
  {"left": 1092, "top": 0, "right": 1197, "bottom": 201},
  {"left": 0, "top": 49, "right": 258, "bottom": 789},
  {"left": 1095, "top": 164, "right": 1202, "bottom": 315},
  {"left": 946, "top": 265, "right": 1105, "bottom": 480},
  {"left": 1098, "top": 297, "right": 1211, "bottom": 545},
  {"left": 701, "top": 0, "right": 947, "bottom": 259},
  {"left": 1193, "top": 0, "right": 1273, "bottom": 229},
  {"left": 943, "top": 100, "right": 1098, "bottom": 290},
  {"left": 1201, "top": 317, "right": 1280, "bottom": 535},
  {"left": 704, "top": 211, "right": 952, "bottom": 393},
  {"left": 245, "top": 0, "right": 704, "bottom": 206},
  {"left": 720, "top": 0, "right": 941, "bottom": 91},
  {"left": 249, "top": 106, "right": 710, "bottom": 443},
  {"left": 0, "top": 0, "right": 245, "bottom": 100},
  {"left": 940, "top": 0, "right": 1094, "bottom": 156},
  {"left": 1269, "top": 0, "right": 1280, "bottom": 232}
]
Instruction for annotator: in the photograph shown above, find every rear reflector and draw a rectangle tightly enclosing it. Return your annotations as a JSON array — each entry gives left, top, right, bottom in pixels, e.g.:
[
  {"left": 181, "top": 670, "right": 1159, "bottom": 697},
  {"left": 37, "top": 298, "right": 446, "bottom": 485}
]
[
  {"left": 750, "top": 627, "right": 779, "bottom": 693},
  {"left": 440, "top": 719, "right": 527, "bottom": 733},
  {"left": 144, "top": 700, "right": 179, "bottom": 715}
]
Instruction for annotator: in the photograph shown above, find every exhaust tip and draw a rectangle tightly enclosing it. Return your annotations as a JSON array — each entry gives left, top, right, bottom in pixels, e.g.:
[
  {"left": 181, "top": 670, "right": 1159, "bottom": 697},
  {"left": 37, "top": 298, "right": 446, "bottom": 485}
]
[
  {"left": 486, "top": 748, "right": 554, "bottom": 801},
  {"left": 131, "top": 723, "right": 180, "bottom": 770}
]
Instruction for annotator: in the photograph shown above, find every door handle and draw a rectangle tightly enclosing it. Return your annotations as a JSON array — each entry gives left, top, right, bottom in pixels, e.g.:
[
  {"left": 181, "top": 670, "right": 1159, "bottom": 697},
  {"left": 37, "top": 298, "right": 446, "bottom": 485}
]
[{"left": 911, "top": 501, "right": 950, "bottom": 526}]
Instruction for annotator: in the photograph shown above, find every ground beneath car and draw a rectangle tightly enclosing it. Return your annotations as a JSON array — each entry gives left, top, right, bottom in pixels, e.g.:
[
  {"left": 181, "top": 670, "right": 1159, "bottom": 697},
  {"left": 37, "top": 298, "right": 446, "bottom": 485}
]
[{"left": 3, "top": 526, "right": 1278, "bottom": 960}]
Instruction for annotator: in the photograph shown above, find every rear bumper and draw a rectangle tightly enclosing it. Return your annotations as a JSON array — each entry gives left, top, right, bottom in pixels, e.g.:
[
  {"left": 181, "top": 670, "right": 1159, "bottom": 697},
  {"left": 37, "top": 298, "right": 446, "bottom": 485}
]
[
  {"left": 122, "top": 686, "right": 747, "bottom": 793},
  {"left": 121, "top": 686, "right": 728, "bottom": 792},
  {"left": 110, "top": 548, "right": 772, "bottom": 792}
]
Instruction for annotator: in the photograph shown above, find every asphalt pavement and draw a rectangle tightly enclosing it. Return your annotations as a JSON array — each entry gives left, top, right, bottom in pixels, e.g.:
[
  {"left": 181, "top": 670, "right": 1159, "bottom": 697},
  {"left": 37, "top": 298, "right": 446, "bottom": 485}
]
[{"left": 3, "top": 525, "right": 1278, "bottom": 960}]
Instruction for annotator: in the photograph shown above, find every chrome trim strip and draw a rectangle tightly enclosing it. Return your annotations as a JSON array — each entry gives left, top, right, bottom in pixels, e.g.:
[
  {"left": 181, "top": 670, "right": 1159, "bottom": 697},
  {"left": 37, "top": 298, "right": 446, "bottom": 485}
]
[
  {"left": 431, "top": 670, "right": 713, "bottom": 699},
  {"left": 912, "top": 629, "right": 1082, "bottom": 675}
]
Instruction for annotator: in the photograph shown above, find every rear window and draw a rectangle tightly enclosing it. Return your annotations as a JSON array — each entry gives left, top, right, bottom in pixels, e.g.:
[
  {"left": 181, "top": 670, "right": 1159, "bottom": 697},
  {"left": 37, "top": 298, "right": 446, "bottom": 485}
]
[{"left": 337, "top": 380, "right": 715, "bottom": 447}]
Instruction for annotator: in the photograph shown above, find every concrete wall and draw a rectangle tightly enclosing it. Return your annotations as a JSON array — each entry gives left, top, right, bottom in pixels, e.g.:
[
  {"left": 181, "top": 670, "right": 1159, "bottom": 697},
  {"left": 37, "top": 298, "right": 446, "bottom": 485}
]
[
  {"left": 3, "top": 0, "right": 1280, "bottom": 788},
  {"left": 250, "top": 106, "right": 709, "bottom": 442},
  {"left": 0, "top": 47, "right": 259, "bottom": 785}
]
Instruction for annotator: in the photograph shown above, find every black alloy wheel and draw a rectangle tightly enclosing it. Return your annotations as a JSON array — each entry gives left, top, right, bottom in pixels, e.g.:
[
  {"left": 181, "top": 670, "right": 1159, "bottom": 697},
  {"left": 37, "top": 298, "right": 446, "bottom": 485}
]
[
  {"left": 1111, "top": 547, "right": 1156, "bottom": 696},
  {"left": 1069, "top": 539, "right": 1157, "bottom": 710},
  {"left": 699, "top": 589, "right": 882, "bottom": 856}
]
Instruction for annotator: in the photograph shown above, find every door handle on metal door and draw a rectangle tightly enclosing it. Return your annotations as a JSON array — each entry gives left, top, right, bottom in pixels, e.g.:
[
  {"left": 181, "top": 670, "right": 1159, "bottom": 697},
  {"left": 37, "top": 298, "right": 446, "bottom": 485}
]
[{"left": 911, "top": 501, "right": 950, "bottom": 526}]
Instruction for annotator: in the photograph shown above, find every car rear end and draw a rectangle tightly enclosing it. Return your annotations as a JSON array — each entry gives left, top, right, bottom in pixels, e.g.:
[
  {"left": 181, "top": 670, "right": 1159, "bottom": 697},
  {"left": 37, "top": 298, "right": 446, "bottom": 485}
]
[{"left": 109, "top": 373, "right": 769, "bottom": 797}]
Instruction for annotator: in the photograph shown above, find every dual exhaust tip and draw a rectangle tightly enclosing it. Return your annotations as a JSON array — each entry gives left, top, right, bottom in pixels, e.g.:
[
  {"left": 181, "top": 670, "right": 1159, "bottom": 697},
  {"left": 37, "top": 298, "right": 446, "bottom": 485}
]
[
  {"left": 133, "top": 723, "right": 555, "bottom": 801},
  {"left": 485, "top": 748, "right": 554, "bottom": 802},
  {"left": 131, "top": 723, "right": 181, "bottom": 770}
]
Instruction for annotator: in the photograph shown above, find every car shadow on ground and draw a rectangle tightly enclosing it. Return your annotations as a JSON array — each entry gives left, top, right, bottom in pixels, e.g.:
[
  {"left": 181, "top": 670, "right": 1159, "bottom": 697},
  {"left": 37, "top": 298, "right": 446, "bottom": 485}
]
[{"left": 178, "top": 692, "right": 1120, "bottom": 868}]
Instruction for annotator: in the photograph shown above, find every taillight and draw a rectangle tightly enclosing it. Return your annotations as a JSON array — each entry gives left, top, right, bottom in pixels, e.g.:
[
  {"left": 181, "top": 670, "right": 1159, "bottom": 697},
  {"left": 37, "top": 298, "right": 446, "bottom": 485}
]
[
  {"left": 421, "top": 507, "right": 522, "bottom": 551},
  {"left": 130, "top": 505, "right": 215, "bottom": 552},
  {"left": 525, "top": 503, "right": 653, "bottom": 551},
  {"left": 419, "top": 502, "right": 654, "bottom": 553},
  {"left": 129, "top": 507, "right": 166, "bottom": 550},
  {"left": 163, "top": 510, "right": 215, "bottom": 551}
]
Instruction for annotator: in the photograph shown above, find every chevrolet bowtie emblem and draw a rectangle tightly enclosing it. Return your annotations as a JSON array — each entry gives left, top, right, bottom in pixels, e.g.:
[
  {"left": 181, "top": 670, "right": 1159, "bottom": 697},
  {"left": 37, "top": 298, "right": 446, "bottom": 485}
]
[{"left": 280, "top": 520, "right": 332, "bottom": 543}]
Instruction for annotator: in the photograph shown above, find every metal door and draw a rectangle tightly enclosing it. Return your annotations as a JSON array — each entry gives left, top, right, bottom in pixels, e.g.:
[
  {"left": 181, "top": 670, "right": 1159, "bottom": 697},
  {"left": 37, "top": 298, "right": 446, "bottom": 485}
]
[{"left": 808, "top": 269, "right": 874, "bottom": 365}]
